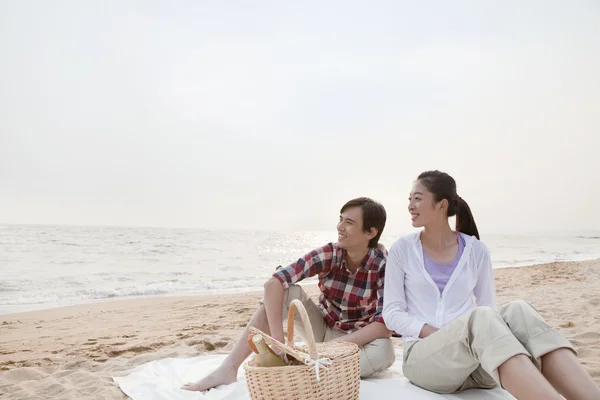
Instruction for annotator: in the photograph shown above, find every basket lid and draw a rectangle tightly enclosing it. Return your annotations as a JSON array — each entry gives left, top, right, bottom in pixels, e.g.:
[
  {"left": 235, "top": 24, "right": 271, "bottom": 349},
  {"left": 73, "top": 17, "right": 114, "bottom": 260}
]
[{"left": 298, "top": 341, "right": 359, "bottom": 360}]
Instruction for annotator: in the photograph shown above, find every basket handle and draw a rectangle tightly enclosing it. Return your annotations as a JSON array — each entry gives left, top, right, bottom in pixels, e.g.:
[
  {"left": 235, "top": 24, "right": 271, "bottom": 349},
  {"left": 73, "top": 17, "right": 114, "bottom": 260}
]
[{"left": 286, "top": 299, "right": 318, "bottom": 360}]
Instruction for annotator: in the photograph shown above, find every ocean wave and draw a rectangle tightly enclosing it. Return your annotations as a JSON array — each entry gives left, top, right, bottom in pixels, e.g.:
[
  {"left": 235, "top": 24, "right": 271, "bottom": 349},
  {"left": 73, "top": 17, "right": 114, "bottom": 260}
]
[
  {"left": 0, "top": 280, "right": 265, "bottom": 308},
  {"left": 49, "top": 240, "right": 82, "bottom": 246},
  {"left": 50, "top": 260, "right": 88, "bottom": 265},
  {"left": 145, "top": 249, "right": 168, "bottom": 254},
  {"left": 171, "top": 272, "right": 192, "bottom": 276},
  {"left": 0, "top": 282, "right": 20, "bottom": 293}
]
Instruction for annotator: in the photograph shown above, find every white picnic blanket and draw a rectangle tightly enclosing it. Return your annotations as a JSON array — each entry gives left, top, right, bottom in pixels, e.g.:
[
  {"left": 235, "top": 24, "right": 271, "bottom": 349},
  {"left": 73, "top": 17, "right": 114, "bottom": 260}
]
[{"left": 113, "top": 350, "right": 515, "bottom": 399}]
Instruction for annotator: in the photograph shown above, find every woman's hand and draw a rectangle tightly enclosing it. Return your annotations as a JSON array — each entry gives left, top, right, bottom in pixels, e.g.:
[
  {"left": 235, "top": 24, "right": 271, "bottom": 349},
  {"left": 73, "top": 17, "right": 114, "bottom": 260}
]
[{"left": 419, "top": 324, "right": 439, "bottom": 338}]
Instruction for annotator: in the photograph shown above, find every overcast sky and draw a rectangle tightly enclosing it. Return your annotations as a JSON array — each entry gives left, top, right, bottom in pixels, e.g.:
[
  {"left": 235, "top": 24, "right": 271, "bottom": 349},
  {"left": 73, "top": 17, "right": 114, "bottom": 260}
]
[{"left": 1, "top": 1, "right": 599, "bottom": 234}]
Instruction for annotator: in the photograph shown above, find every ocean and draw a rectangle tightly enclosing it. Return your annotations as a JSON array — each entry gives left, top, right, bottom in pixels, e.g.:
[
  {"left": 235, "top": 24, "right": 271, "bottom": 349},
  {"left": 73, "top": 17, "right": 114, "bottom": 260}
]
[{"left": 1, "top": 224, "right": 599, "bottom": 315}]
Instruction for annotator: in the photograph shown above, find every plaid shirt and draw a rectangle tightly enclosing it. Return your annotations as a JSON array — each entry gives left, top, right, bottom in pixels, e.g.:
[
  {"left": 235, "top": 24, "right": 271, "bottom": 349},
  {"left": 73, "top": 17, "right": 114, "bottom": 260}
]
[{"left": 273, "top": 243, "right": 387, "bottom": 332}]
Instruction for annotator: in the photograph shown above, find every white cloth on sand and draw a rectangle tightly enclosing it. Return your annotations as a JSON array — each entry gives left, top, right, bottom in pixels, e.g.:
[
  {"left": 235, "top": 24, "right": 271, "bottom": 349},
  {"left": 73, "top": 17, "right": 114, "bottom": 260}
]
[{"left": 113, "top": 350, "right": 515, "bottom": 399}]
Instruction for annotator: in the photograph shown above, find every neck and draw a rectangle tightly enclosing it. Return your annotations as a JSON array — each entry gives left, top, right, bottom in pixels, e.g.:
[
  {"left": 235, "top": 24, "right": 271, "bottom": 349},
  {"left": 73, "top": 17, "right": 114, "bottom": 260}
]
[
  {"left": 421, "top": 220, "right": 456, "bottom": 250},
  {"left": 344, "top": 245, "right": 370, "bottom": 272}
]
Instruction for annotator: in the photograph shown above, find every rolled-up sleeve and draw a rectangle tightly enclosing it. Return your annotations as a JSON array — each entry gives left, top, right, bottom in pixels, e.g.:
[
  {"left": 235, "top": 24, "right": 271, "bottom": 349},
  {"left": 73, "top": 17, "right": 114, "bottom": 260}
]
[{"left": 272, "top": 243, "right": 333, "bottom": 288}]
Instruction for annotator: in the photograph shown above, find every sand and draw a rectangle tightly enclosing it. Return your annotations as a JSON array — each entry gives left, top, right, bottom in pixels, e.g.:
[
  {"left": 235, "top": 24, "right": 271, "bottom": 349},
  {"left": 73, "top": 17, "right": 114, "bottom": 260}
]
[{"left": 1, "top": 259, "right": 599, "bottom": 399}]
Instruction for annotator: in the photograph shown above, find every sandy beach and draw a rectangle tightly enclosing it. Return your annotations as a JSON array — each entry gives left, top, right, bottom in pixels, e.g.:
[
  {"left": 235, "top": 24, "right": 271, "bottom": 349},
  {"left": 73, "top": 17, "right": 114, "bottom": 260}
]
[{"left": 1, "top": 259, "right": 599, "bottom": 399}]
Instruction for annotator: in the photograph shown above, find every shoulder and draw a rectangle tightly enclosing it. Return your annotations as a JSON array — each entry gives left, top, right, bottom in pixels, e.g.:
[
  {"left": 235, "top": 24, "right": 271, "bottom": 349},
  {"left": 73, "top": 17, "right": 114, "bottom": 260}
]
[
  {"left": 318, "top": 242, "right": 345, "bottom": 264},
  {"left": 309, "top": 242, "right": 337, "bottom": 256},
  {"left": 459, "top": 234, "right": 491, "bottom": 267},
  {"left": 321, "top": 242, "right": 337, "bottom": 252},
  {"left": 366, "top": 246, "right": 387, "bottom": 272},
  {"left": 386, "top": 232, "right": 420, "bottom": 271},
  {"left": 389, "top": 231, "right": 420, "bottom": 254},
  {"left": 298, "top": 243, "right": 339, "bottom": 265},
  {"left": 460, "top": 233, "right": 489, "bottom": 256}
]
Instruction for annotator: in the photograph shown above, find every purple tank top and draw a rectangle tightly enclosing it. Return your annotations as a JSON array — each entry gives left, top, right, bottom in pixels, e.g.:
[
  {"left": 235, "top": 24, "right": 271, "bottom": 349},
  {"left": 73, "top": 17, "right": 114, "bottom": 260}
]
[{"left": 423, "top": 233, "right": 465, "bottom": 294}]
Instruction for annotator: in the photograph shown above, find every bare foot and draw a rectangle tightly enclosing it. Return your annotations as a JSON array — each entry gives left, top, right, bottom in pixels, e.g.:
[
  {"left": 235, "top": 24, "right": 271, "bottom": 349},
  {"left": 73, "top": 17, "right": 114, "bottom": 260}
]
[{"left": 180, "top": 363, "right": 238, "bottom": 392}]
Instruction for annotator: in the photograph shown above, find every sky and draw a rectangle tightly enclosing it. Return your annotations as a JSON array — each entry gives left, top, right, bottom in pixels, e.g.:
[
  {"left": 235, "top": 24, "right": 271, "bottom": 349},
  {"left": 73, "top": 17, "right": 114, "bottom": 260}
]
[{"left": 1, "top": 1, "right": 599, "bottom": 234}]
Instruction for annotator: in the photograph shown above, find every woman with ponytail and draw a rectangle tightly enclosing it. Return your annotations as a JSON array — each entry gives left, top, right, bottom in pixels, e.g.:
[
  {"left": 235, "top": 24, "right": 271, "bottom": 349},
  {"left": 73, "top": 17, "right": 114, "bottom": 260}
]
[{"left": 383, "top": 170, "right": 599, "bottom": 399}]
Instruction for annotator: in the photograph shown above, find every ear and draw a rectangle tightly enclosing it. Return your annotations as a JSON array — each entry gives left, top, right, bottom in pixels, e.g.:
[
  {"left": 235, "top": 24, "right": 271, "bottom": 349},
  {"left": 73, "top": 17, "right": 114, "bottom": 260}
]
[
  {"left": 366, "top": 227, "right": 378, "bottom": 240},
  {"left": 439, "top": 198, "right": 449, "bottom": 211}
]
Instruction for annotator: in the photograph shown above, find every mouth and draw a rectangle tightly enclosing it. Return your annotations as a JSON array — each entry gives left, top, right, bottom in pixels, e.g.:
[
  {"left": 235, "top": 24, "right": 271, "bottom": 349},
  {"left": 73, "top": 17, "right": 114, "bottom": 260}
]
[
  {"left": 338, "top": 233, "right": 347, "bottom": 240},
  {"left": 410, "top": 213, "right": 419, "bottom": 221}
]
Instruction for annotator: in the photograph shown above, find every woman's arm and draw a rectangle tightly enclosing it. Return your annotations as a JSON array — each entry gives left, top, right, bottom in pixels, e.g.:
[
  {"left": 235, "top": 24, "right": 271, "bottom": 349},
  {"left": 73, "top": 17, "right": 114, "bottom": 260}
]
[
  {"left": 382, "top": 244, "right": 428, "bottom": 338},
  {"left": 473, "top": 244, "right": 496, "bottom": 308}
]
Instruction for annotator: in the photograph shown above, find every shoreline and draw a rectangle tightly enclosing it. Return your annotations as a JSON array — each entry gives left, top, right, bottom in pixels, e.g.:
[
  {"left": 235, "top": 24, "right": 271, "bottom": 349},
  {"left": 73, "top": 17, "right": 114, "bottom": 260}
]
[
  {"left": 0, "top": 281, "right": 322, "bottom": 317},
  {"left": 1, "top": 259, "right": 599, "bottom": 399},
  {"left": 2, "top": 258, "right": 598, "bottom": 318}
]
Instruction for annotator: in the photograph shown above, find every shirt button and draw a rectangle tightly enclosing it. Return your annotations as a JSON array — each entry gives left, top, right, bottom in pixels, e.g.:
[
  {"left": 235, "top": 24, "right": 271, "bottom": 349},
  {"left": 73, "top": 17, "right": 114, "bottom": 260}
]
[{"left": 335, "top": 321, "right": 341, "bottom": 327}]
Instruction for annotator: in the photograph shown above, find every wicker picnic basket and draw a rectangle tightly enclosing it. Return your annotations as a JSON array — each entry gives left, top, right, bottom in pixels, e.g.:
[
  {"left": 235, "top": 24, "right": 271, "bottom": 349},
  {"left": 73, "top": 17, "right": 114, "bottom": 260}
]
[{"left": 244, "top": 299, "right": 360, "bottom": 400}]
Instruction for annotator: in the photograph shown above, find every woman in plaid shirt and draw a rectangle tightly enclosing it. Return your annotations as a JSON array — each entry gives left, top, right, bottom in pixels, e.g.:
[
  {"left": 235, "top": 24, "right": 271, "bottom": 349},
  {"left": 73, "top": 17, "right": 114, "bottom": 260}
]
[{"left": 182, "top": 197, "right": 395, "bottom": 392}]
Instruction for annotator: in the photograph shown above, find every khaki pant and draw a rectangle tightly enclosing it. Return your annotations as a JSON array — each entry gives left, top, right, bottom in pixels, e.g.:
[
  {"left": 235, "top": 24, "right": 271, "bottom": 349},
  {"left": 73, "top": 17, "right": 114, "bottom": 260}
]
[
  {"left": 402, "top": 300, "right": 576, "bottom": 394},
  {"left": 262, "top": 285, "right": 395, "bottom": 378}
]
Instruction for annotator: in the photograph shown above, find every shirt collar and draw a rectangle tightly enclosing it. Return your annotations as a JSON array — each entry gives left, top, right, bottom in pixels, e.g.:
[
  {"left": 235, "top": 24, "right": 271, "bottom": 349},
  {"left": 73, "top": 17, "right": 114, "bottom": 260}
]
[{"left": 340, "top": 247, "right": 376, "bottom": 271}]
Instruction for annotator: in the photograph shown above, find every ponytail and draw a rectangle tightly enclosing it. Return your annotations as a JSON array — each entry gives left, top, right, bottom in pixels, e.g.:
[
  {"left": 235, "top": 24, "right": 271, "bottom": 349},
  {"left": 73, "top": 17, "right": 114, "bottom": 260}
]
[
  {"left": 417, "top": 170, "right": 481, "bottom": 240},
  {"left": 455, "top": 197, "right": 480, "bottom": 240}
]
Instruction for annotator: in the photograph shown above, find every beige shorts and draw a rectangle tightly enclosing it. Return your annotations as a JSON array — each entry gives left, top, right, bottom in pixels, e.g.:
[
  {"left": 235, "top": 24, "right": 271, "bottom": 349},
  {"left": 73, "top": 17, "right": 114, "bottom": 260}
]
[
  {"left": 261, "top": 284, "right": 395, "bottom": 378},
  {"left": 402, "top": 300, "right": 576, "bottom": 394}
]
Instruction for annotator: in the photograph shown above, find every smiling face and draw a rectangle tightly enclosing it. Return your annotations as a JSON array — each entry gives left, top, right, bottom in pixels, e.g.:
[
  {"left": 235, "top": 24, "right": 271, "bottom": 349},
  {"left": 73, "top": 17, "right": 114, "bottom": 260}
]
[
  {"left": 337, "top": 206, "right": 376, "bottom": 250},
  {"left": 408, "top": 181, "right": 448, "bottom": 228}
]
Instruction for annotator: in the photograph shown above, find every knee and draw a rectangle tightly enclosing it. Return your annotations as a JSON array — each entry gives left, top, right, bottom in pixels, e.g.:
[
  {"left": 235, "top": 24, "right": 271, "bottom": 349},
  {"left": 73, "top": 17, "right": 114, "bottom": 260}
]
[
  {"left": 284, "top": 284, "right": 302, "bottom": 298},
  {"left": 503, "top": 299, "right": 534, "bottom": 312},
  {"left": 361, "top": 338, "right": 396, "bottom": 378},
  {"left": 500, "top": 300, "right": 537, "bottom": 319},
  {"left": 470, "top": 306, "right": 500, "bottom": 322}
]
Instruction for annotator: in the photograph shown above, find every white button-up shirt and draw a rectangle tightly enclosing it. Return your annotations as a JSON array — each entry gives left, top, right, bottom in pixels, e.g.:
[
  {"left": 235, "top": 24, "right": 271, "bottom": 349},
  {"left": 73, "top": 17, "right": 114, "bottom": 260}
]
[{"left": 382, "top": 231, "right": 496, "bottom": 343}]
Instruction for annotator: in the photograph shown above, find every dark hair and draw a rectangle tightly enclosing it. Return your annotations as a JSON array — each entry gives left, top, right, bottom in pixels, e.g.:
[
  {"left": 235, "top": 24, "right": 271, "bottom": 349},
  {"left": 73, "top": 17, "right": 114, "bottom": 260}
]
[
  {"left": 417, "top": 170, "right": 480, "bottom": 239},
  {"left": 340, "top": 197, "right": 387, "bottom": 248}
]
